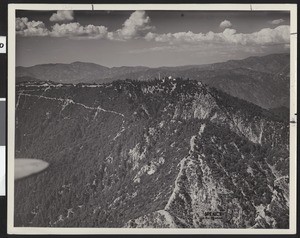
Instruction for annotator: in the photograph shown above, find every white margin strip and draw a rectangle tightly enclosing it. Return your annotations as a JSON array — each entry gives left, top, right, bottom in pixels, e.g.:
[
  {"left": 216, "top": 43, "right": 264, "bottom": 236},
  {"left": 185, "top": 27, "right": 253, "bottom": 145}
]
[{"left": 7, "top": 3, "right": 297, "bottom": 235}]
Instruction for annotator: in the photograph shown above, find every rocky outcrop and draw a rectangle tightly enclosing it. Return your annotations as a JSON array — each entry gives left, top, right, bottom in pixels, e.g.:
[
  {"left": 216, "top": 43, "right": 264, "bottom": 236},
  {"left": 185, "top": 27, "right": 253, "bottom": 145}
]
[{"left": 14, "top": 78, "right": 289, "bottom": 228}]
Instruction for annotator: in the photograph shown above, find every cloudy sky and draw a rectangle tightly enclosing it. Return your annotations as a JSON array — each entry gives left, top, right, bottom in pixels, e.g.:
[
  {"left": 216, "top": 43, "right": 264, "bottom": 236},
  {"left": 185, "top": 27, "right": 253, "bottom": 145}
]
[{"left": 16, "top": 10, "right": 290, "bottom": 67}]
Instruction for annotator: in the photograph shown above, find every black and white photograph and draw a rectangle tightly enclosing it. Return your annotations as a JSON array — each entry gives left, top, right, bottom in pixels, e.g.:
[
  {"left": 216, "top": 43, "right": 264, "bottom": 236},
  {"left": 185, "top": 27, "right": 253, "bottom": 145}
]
[{"left": 7, "top": 4, "right": 297, "bottom": 235}]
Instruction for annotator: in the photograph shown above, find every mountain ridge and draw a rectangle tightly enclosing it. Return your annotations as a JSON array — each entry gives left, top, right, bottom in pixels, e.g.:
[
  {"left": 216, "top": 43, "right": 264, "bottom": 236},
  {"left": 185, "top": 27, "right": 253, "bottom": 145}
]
[
  {"left": 17, "top": 53, "right": 289, "bottom": 71},
  {"left": 15, "top": 78, "right": 289, "bottom": 228},
  {"left": 16, "top": 53, "right": 290, "bottom": 109}
]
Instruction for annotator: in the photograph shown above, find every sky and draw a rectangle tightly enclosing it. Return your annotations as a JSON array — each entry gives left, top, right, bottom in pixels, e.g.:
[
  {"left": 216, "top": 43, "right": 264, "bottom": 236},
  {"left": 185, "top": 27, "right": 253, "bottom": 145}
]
[{"left": 16, "top": 10, "right": 290, "bottom": 67}]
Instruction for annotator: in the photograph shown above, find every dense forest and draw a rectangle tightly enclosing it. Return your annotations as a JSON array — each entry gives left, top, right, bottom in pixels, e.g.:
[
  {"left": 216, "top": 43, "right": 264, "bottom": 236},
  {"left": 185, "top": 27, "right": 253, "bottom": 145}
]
[{"left": 14, "top": 78, "right": 289, "bottom": 228}]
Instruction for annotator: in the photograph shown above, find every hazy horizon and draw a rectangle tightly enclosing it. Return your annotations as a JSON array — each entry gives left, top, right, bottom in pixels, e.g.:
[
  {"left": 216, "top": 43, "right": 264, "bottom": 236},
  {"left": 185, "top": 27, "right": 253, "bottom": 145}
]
[{"left": 16, "top": 52, "right": 289, "bottom": 68}]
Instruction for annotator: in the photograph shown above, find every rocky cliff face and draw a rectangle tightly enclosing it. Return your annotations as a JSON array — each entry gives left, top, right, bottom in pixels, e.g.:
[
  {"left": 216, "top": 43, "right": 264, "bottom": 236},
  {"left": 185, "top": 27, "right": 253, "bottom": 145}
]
[{"left": 14, "top": 78, "right": 289, "bottom": 228}]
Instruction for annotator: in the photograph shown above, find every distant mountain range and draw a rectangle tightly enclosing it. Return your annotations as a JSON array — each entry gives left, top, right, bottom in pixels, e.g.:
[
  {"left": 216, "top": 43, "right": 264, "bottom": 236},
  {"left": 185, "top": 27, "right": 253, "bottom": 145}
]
[{"left": 16, "top": 53, "right": 290, "bottom": 109}]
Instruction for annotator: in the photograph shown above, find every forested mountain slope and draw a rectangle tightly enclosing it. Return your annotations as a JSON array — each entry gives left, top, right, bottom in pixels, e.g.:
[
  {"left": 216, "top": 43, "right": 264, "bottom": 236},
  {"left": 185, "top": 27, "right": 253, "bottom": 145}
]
[{"left": 15, "top": 78, "right": 289, "bottom": 228}]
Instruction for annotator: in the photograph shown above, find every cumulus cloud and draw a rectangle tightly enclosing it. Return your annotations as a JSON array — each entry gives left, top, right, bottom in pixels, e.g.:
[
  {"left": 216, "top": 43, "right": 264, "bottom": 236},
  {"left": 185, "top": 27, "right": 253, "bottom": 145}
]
[
  {"left": 16, "top": 10, "right": 154, "bottom": 40},
  {"left": 49, "top": 10, "right": 74, "bottom": 22},
  {"left": 145, "top": 25, "right": 290, "bottom": 46},
  {"left": 16, "top": 11, "right": 289, "bottom": 48},
  {"left": 16, "top": 17, "right": 49, "bottom": 37},
  {"left": 219, "top": 20, "right": 232, "bottom": 29},
  {"left": 50, "top": 23, "right": 108, "bottom": 39},
  {"left": 270, "top": 19, "right": 285, "bottom": 25},
  {"left": 48, "top": 10, "right": 153, "bottom": 40},
  {"left": 113, "top": 10, "right": 154, "bottom": 40}
]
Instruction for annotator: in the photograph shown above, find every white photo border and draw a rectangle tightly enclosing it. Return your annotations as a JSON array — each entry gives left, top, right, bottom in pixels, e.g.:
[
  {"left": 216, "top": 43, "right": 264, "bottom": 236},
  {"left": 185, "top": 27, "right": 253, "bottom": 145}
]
[{"left": 7, "top": 3, "right": 297, "bottom": 235}]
